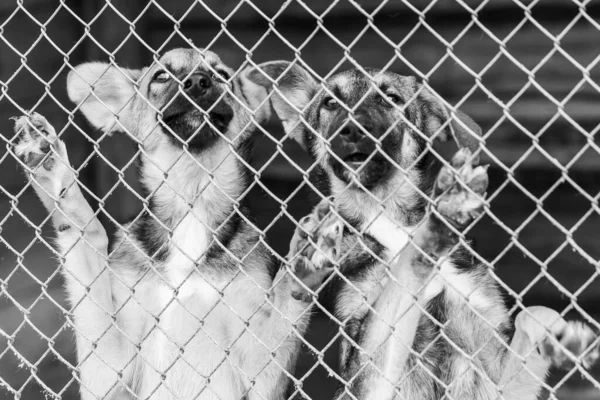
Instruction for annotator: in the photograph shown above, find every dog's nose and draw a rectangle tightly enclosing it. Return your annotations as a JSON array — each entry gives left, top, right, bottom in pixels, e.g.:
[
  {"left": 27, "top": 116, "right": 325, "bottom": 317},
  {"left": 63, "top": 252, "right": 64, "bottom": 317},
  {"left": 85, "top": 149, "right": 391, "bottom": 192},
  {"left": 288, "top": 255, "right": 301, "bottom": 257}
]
[
  {"left": 340, "top": 120, "right": 372, "bottom": 143},
  {"left": 183, "top": 73, "right": 212, "bottom": 97}
]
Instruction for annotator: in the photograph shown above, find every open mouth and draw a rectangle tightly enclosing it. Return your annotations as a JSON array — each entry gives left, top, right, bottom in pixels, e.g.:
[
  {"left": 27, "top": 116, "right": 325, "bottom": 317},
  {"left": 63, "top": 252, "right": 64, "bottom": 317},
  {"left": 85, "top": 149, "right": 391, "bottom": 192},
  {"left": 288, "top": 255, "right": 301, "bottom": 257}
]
[
  {"left": 342, "top": 153, "right": 370, "bottom": 169},
  {"left": 164, "top": 109, "right": 228, "bottom": 130},
  {"left": 208, "top": 112, "right": 227, "bottom": 131}
]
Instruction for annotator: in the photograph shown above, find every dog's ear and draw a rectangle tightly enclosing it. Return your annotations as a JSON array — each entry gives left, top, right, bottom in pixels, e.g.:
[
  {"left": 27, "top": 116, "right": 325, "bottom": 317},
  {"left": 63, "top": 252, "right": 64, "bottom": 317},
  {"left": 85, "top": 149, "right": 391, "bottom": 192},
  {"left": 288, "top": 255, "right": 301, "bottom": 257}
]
[
  {"left": 67, "top": 62, "right": 144, "bottom": 133},
  {"left": 419, "top": 86, "right": 481, "bottom": 158},
  {"left": 245, "top": 61, "right": 319, "bottom": 147},
  {"left": 444, "top": 109, "right": 481, "bottom": 153}
]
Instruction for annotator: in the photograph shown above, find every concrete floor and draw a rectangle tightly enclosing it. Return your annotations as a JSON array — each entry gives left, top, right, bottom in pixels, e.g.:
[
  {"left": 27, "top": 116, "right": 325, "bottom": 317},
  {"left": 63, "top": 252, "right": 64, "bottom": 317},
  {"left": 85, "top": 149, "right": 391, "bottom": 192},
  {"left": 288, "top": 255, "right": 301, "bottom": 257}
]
[{"left": 1, "top": 168, "right": 600, "bottom": 399}]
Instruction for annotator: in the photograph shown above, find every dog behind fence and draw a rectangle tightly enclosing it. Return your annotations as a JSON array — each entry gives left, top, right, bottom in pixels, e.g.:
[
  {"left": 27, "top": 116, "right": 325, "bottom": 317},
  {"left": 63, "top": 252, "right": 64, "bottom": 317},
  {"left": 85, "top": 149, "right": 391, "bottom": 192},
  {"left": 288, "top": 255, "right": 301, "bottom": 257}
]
[{"left": 2, "top": 1, "right": 600, "bottom": 399}]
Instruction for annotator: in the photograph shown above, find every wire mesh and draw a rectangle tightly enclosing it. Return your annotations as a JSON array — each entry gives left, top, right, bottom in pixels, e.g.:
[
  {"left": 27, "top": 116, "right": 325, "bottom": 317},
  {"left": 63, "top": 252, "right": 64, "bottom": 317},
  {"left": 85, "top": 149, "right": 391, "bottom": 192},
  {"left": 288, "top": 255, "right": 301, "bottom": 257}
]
[{"left": 1, "top": 1, "right": 600, "bottom": 399}]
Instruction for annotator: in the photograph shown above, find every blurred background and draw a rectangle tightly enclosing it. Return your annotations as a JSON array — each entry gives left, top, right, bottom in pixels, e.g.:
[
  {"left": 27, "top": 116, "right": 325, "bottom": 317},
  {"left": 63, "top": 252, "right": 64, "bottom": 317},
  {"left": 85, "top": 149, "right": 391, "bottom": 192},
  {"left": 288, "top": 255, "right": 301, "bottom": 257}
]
[{"left": 1, "top": 0, "right": 600, "bottom": 399}]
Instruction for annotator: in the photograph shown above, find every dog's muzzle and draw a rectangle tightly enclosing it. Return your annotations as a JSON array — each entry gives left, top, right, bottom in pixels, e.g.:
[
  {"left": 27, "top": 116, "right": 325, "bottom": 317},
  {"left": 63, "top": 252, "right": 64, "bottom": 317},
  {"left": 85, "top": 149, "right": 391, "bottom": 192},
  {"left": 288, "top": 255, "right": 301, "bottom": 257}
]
[
  {"left": 329, "top": 115, "right": 381, "bottom": 168},
  {"left": 326, "top": 112, "right": 397, "bottom": 188},
  {"left": 164, "top": 73, "right": 234, "bottom": 129},
  {"left": 162, "top": 74, "right": 234, "bottom": 150}
]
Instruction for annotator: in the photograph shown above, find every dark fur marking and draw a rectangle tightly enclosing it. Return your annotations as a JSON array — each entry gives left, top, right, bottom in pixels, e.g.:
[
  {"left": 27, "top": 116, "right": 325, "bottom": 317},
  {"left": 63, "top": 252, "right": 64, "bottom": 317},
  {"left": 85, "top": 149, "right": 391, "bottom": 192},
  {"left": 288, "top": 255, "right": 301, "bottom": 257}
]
[
  {"left": 127, "top": 143, "right": 255, "bottom": 265},
  {"left": 307, "top": 166, "right": 331, "bottom": 201},
  {"left": 425, "top": 290, "right": 448, "bottom": 327},
  {"left": 303, "top": 126, "right": 318, "bottom": 161},
  {"left": 423, "top": 217, "right": 463, "bottom": 256},
  {"left": 338, "top": 248, "right": 381, "bottom": 280},
  {"left": 378, "top": 82, "right": 406, "bottom": 106},
  {"left": 204, "top": 208, "right": 242, "bottom": 261},
  {"left": 497, "top": 318, "right": 514, "bottom": 341},
  {"left": 338, "top": 211, "right": 369, "bottom": 237},
  {"left": 314, "top": 101, "right": 321, "bottom": 129},
  {"left": 58, "top": 224, "right": 70, "bottom": 232},
  {"left": 130, "top": 208, "right": 171, "bottom": 262},
  {"left": 339, "top": 291, "right": 450, "bottom": 397},
  {"left": 411, "top": 291, "right": 448, "bottom": 395},
  {"left": 164, "top": 115, "right": 221, "bottom": 152},
  {"left": 450, "top": 245, "right": 477, "bottom": 273},
  {"left": 341, "top": 311, "right": 371, "bottom": 391},
  {"left": 273, "top": 65, "right": 304, "bottom": 88},
  {"left": 379, "top": 82, "right": 391, "bottom": 97},
  {"left": 331, "top": 86, "right": 344, "bottom": 104}
]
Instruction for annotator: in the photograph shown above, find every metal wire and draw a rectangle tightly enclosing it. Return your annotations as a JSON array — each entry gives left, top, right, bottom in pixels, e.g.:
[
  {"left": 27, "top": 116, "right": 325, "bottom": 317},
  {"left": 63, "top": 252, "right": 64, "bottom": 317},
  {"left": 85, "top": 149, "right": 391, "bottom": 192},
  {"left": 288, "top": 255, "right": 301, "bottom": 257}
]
[{"left": 0, "top": 1, "right": 599, "bottom": 399}]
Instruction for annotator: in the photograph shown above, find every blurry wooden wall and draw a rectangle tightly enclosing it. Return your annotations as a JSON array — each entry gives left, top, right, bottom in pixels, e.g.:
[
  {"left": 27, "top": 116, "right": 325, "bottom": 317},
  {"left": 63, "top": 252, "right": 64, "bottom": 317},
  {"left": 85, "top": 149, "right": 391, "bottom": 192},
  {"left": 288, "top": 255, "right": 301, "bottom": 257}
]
[{"left": 1, "top": 0, "right": 599, "bottom": 222}]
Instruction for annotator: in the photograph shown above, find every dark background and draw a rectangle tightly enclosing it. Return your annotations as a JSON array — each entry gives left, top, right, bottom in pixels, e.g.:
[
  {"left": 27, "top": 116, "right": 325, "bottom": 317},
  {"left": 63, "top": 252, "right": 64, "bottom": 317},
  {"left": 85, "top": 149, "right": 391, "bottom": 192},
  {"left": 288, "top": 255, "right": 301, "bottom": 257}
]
[{"left": 1, "top": 0, "right": 600, "bottom": 399}]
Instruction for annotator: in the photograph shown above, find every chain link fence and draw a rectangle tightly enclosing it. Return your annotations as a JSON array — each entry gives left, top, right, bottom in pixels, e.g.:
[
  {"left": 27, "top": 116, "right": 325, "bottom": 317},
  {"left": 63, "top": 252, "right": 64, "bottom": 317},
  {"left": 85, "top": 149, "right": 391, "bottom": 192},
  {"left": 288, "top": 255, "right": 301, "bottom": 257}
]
[{"left": 1, "top": 0, "right": 600, "bottom": 399}]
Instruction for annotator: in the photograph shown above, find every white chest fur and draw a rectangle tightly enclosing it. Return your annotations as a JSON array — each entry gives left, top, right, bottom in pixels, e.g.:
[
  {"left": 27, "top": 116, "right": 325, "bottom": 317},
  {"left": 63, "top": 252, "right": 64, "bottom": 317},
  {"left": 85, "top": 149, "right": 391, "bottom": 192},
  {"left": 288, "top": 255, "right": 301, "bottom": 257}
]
[
  {"left": 163, "top": 196, "right": 228, "bottom": 307},
  {"left": 363, "top": 212, "right": 413, "bottom": 259},
  {"left": 361, "top": 211, "right": 491, "bottom": 309},
  {"left": 143, "top": 143, "right": 241, "bottom": 282},
  {"left": 130, "top": 144, "right": 250, "bottom": 398},
  {"left": 137, "top": 282, "right": 243, "bottom": 400},
  {"left": 168, "top": 211, "right": 211, "bottom": 274}
]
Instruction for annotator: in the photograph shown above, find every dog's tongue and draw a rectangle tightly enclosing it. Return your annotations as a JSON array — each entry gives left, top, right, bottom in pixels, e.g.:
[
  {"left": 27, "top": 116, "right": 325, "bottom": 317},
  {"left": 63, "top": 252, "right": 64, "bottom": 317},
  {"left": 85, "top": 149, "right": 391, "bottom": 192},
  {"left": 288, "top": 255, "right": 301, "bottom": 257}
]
[
  {"left": 344, "top": 153, "right": 368, "bottom": 169},
  {"left": 347, "top": 161, "right": 364, "bottom": 169}
]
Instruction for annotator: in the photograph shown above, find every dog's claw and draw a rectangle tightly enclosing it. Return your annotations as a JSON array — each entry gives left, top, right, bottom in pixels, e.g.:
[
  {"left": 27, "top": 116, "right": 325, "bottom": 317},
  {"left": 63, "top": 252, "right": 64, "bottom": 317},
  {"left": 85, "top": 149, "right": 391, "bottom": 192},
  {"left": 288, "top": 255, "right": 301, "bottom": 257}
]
[
  {"left": 12, "top": 112, "right": 60, "bottom": 171},
  {"left": 289, "top": 199, "right": 344, "bottom": 273},
  {"left": 433, "top": 148, "right": 488, "bottom": 228},
  {"left": 541, "top": 321, "right": 600, "bottom": 370},
  {"left": 516, "top": 307, "right": 600, "bottom": 371}
]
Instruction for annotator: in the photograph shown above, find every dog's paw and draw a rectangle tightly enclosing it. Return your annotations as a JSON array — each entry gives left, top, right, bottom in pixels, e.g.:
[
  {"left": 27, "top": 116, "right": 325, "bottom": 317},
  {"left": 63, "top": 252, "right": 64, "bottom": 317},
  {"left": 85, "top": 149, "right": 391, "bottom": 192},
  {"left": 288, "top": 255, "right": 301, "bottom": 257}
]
[
  {"left": 516, "top": 306, "right": 600, "bottom": 371},
  {"left": 12, "top": 112, "right": 63, "bottom": 173},
  {"left": 540, "top": 320, "right": 600, "bottom": 370},
  {"left": 289, "top": 199, "right": 344, "bottom": 272},
  {"left": 433, "top": 148, "right": 488, "bottom": 228},
  {"left": 287, "top": 200, "right": 344, "bottom": 300}
]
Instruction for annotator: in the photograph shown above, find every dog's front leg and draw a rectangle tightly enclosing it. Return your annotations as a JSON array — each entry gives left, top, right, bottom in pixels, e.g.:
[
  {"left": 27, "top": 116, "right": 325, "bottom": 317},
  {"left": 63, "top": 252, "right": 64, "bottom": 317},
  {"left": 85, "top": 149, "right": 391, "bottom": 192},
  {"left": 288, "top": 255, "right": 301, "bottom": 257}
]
[
  {"left": 240, "top": 275, "right": 320, "bottom": 400},
  {"left": 496, "top": 306, "right": 600, "bottom": 400},
  {"left": 13, "top": 113, "right": 135, "bottom": 399},
  {"left": 336, "top": 149, "right": 489, "bottom": 400},
  {"left": 236, "top": 205, "right": 342, "bottom": 400}
]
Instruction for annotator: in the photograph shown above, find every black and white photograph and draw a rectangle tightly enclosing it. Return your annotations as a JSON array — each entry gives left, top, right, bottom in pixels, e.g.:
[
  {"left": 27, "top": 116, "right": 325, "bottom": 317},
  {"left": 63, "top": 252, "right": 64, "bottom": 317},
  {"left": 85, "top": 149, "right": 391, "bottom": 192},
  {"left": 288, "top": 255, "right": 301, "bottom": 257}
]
[{"left": 0, "top": 1, "right": 599, "bottom": 399}]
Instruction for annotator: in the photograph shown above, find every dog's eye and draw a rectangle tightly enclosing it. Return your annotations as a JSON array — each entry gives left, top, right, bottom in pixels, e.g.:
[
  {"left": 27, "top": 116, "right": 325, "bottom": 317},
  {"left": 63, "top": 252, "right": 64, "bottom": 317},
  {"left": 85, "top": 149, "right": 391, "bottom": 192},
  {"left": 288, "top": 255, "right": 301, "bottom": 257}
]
[
  {"left": 384, "top": 93, "right": 401, "bottom": 104},
  {"left": 323, "top": 97, "right": 340, "bottom": 110},
  {"left": 153, "top": 70, "right": 171, "bottom": 83},
  {"left": 213, "top": 69, "right": 230, "bottom": 82}
]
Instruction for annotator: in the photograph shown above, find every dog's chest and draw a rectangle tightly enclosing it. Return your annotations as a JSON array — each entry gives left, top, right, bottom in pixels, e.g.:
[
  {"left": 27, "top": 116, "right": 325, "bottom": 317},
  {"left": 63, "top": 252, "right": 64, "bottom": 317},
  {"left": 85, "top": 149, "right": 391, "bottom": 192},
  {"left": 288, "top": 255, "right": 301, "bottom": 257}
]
[
  {"left": 136, "top": 277, "right": 247, "bottom": 399},
  {"left": 169, "top": 211, "right": 211, "bottom": 271},
  {"left": 148, "top": 152, "right": 236, "bottom": 274},
  {"left": 165, "top": 185, "right": 227, "bottom": 278},
  {"left": 336, "top": 258, "right": 489, "bottom": 322},
  {"left": 337, "top": 211, "right": 493, "bottom": 320}
]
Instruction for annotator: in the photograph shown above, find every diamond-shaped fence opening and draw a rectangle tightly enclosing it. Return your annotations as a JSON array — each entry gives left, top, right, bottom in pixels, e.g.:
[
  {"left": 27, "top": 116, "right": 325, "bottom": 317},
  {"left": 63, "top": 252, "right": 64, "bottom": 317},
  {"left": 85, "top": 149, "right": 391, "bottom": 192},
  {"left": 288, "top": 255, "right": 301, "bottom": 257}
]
[{"left": 1, "top": 1, "right": 600, "bottom": 399}]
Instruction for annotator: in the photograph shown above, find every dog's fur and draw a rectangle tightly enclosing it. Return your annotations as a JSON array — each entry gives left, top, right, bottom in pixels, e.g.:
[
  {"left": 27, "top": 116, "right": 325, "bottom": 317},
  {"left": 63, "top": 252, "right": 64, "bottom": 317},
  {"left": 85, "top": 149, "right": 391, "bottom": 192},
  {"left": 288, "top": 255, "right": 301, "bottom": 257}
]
[
  {"left": 249, "top": 63, "right": 600, "bottom": 400},
  {"left": 12, "top": 49, "right": 328, "bottom": 400}
]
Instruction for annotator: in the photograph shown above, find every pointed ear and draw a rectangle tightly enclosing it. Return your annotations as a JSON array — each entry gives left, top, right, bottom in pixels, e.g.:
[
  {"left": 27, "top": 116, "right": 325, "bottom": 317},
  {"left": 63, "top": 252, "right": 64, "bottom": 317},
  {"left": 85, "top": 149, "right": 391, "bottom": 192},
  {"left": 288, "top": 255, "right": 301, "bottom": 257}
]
[
  {"left": 246, "top": 61, "right": 319, "bottom": 146},
  {"left": 446, "top": 109, "right": 481, "bottom": 152},
  {"left": 419, "top": 86, "right": 481, "bottom": 159},
  {"left": 67, "top": 62, "right": 144, "bottom": 132}
]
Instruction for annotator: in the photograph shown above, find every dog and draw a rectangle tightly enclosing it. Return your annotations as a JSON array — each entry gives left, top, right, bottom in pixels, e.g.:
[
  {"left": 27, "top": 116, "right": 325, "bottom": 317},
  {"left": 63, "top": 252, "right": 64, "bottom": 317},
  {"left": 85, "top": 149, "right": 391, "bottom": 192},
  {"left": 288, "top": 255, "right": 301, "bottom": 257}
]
[
  {"left": 11, "top": 48, "right": 331, "bottom": 400},
  {"left": 248, "top": 63, "right": 600, "bottom": 399}
]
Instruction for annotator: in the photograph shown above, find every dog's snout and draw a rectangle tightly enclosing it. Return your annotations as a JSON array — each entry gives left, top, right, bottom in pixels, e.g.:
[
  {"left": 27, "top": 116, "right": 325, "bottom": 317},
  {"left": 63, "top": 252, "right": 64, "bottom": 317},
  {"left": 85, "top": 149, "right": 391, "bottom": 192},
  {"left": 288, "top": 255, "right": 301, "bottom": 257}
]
[
  {"left": 340, "top": 120, "right": 372, "bottom": 143},
  {"left": 184, "top": 73, "right": 212, "bottom": 97}
]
